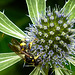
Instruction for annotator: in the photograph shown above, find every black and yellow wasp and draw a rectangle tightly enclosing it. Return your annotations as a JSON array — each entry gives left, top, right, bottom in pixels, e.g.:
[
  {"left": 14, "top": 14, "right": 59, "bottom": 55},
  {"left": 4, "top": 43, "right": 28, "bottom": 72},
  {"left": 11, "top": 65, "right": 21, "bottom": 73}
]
[
  {"left": 8, "top": 38, "right": 43, "bottom": 66},
  {"left": 20, "top": 38, "right": 36, "bottom": 52}
]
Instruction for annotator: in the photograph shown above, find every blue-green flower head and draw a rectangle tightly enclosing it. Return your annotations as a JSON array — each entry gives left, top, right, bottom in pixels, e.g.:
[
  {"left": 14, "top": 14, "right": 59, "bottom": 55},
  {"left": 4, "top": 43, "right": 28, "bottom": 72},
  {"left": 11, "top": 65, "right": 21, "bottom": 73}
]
[{"left": 26, "top": 6, "right": 75, "bottom": 69}]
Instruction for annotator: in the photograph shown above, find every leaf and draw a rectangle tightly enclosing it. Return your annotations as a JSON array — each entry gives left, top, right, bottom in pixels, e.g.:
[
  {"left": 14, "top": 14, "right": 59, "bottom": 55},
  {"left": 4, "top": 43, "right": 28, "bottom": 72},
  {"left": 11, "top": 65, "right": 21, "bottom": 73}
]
[
  {"left": 60, "top": 0, "right": 75, "bottom": 14},
  {"left": 29, "top": 67, "right": 45, "bottom": 75},
  {"left": 55, "top": 68, "right": 70, "bottom": 75},
  {"left": 55, "top": 68, "right": 64, "bottom": 75},
  {"left": 26, "top": 0, "right": 46, "bottom": 24},
  {"left": 0, "top": 11, "right": 30, "bottom": 39},
  {"left": 0, "top": 52, "right": 21, "bottom": 71},
  {"left": 29, "top": 67, "right": 40, "bottom": 75},
  {"left": 60, "top": 0, "right": 75, "bottom": 20},
  {"left": 69, "top": 5, "right": 75, "bottom": 20},
  {"left": 66, "top": 56, "right": 75, "bottom": 66}
]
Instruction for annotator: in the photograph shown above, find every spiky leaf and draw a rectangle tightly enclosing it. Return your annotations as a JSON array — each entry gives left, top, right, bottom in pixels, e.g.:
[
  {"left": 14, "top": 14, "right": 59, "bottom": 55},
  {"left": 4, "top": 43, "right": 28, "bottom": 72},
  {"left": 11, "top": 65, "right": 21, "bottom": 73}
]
[
  {"left": 55, "top": 68, "right": 70, "bottom": 75},
  {"left": 0, "top": 52, "right": 21, "bottom": 71},
  {"left": 60, "top": 0, "right": 75, "bottom": 21},
  {"left": 0, "top": 12, "right": 30, "bottom": 39},
  {"left": 66, "top": 56, "right": 75, "bottom": 66},
  {"left": 26, "top": 0, "right": 46, "bottom": 24},
  {"left": 29, "top": 67, "right": 45, "bottom": 75}
]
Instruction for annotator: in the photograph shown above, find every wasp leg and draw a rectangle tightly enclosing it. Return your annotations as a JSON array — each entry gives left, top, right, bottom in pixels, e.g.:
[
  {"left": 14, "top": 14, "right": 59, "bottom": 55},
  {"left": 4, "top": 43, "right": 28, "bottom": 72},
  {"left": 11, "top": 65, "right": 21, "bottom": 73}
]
[
  {"left": 20, "top": 50, "right": 31, "bottom": 58},
  {"left": 34, "top": 52, "right": 45, "bottom": 60},
  {"left": 23, "top": 61, "right": 34, "bottom": 67},
  {"left": 28, "top": 38, "right": 38, "bottom": 50},
  {"left": 23, "top": 60, "right": 34, "bottom": 67}
]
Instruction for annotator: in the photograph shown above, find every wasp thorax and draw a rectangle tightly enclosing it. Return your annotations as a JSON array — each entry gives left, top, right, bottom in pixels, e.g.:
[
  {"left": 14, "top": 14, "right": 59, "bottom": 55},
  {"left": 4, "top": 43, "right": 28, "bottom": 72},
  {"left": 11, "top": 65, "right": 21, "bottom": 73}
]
[{"left": 28, "top": 8, "right": 75, "bottom": 68}]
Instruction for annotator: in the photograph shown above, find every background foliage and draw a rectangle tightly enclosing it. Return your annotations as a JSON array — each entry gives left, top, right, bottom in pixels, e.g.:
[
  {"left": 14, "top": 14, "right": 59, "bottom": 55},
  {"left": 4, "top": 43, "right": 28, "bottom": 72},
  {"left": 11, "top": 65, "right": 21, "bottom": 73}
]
[{"left": 1, "top": 0, "right": 74, "bottom": 75}]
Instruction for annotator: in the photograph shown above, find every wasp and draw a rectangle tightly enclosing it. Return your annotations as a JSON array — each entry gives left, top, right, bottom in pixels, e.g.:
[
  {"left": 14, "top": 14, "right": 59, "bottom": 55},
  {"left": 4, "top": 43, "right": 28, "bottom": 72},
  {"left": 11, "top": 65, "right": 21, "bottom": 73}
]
[
  {"left": 8, "top": 38, "right": 43, "bottom": 66},
  {"left": 20, "top": 38, "right": 37, "bottom": 52}
]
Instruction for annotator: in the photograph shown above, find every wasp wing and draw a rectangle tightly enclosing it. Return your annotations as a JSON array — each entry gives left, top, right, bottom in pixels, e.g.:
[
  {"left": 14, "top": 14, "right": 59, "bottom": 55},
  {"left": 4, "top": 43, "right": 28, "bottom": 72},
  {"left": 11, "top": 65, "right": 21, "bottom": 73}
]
[
  {"left": 11, "top": 38, "right": 20, "bottom": 45},
  {"left": 8, "top": 43, "right": 25, "bottom": 60}
]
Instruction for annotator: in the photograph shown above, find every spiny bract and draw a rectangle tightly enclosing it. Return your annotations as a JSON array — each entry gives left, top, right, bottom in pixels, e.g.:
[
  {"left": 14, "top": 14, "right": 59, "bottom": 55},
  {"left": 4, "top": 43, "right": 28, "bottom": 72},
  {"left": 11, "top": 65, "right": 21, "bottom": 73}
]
[{"left": 26, "top": 7, "right": 75, "bottom": 68}]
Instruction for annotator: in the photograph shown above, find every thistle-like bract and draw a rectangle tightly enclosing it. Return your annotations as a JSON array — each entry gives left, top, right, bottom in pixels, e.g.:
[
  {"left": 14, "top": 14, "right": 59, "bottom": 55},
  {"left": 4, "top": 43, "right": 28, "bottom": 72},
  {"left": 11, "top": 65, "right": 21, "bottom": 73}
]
[{"left": 26, "top": 6, "right": 75, "bottom": 70}]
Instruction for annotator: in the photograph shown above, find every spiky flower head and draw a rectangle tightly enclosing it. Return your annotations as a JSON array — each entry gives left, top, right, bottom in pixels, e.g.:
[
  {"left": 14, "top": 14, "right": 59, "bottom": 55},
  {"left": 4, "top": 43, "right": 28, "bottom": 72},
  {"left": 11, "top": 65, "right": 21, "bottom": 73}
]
[{"left": 26, "top": 6, "right": 75, "bottom": 69}]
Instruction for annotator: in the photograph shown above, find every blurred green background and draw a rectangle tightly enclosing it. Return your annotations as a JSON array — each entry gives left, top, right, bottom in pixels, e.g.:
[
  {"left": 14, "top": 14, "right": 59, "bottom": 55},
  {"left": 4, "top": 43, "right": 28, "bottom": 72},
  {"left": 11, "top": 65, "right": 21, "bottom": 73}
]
[{"left": 1, "top": 0, "right": 75, "bottom": 75}]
